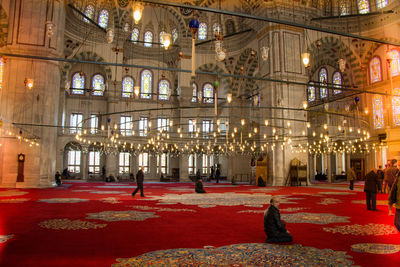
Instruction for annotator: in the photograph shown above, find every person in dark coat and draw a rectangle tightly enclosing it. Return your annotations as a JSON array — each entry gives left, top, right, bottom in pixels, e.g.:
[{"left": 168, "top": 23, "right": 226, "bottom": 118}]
[
  {"left": 215, "top": 167, "right": 221, "bottom": 183},
  {"left": 210, "top": 166, "right": 215, "bottom": 181},
  {"left": 364, "top": 169, "right": 380, "bottom": 211},
  {"left": 264, "top": 197, "right": 293, "bottom": 243},
  {"left": 195, "top": 178, "right": 206, "bottom": 193},
  {"left": 257, "top": 176, "right": 266, "bottom": 187},
  {"left": 132, "top": 167, "right": 145, "bottom": 197},
  {"left": 55, "top": 171, "right": 62, "bottom": 186},
  {"left": 377, "top": 165, "right": 384, "bottom": 193},
  {"left": 196, "top": 169, "right": 201, "bottom": 181}
]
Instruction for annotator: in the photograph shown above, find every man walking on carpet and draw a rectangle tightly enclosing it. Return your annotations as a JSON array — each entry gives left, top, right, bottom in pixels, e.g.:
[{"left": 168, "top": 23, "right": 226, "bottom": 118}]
[
  {"left": 389, "top": 177, "right": 400, "bottom": 231},
  {"left": 264, "top": 197, "right": 292, "bottom": 243},
  {"left": 364, "top": 169, "right": 380, "bottom": 211},
  {"left": 132, "top": 167, "right": 145, "bottom": 197},
  {"left": 347, "top": 166, "right": 356, "bottom": 190}
]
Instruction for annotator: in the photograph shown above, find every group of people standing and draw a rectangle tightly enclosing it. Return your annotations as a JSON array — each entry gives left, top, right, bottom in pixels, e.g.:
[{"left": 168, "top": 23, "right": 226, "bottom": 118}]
[{"left": 360, "top": 159, "right": 400, "bottom": 232}]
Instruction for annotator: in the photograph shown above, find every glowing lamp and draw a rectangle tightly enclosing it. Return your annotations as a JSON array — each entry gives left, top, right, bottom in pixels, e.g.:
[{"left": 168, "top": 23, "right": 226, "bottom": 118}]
[
  {"left": 226, "top": 93, "right": 232, "bottom": 103},
  {"left": 134, "top": 86, "right": 140, "bottom": 96},
  {"left": 24, "top": 78, "right": 34, "bottom": 90},
  {"left": 133, "top": 3, "right": 144, "bottom": 24},
  {"left": 162, "top": 33, "right": 172, "bottom": 49},
  {"left": 301, "top": 52, "right": 310, "bottom": 67}
]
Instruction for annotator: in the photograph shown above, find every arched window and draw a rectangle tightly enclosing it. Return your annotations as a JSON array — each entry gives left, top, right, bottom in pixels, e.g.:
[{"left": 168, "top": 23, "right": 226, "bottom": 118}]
[
  {"left": 213, "top": 23, "right": 221, "bottom": 35},
  {"left": 225, "top": 20, "right": 235, "bottom": 35},
  {"left": 141, "top": 70, "right": 152, "bottom": 99},
  {"left": 98, "top": 9, "right": 109, "bottom": 29},
  {"left": 158, "top": 79, "right": 170, "bottom": 100},
  {"left": 369, "top": 56, "right": 382, "bottom": 83},
  {"left": 83, "top": 5, "right": 94, "bottom": 23},
  {"left": 122, "top": 76, "right": 134, "bottom": 98},
  {"left": 159, "top": 31, "right": 166, "bottom": 48},
  {"left": 390, "top": 50, "right": 400, "bottom": 77},
  {"left": 131, "top": 28, "right": 139, "bottom": 43},
  {"left": 172, "top": 28, "right": 178, "bottom": 43},
  {"left": 203, "top": 83, "right": 214, "bottom": 103},
  {"left": 71, "top": 72, "right": 85, "bottom": 95},
  {"left": 333, "top": 72, "right": 342, "bottom": 95},
  {"left": 91, "top": 74, "right": 105, "bottom": 96},
  {"left": 198, "top": 23, "right": 207, "bottom": 40},
  {"left": 392, "top": 88, "right": 400, "bottom": 127},
  {"left": 373, "top": 94, "right": 384, "bottom": 129},
  {"left": 308, "top": 85, "right": 315, "bottom": 102},
  {"left": 144, "top": 31, "right": 153, "bottom": 47},
  {"left": 192, "top": 82, "right": 198, "bottom": 102},
  {"left": 376, "top": 0, "right": 388, "bottom": 9},
  {"left": 340, "top": 1, "right": 350, "bottom": 15},
  {"left": 357, "top": 0, "right": 370, "bottom": 14},
  {"left": 319, "top": 68, "right": 328, "bottom": 99}
]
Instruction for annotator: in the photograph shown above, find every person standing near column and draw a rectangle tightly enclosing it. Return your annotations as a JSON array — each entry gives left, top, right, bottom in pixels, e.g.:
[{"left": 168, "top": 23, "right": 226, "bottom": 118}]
[
  {"left": 132, "top": 167, "right": 145, "bottom": 197},
  {"left": 364, "top": 169, "right": 380, "bottom": 211},
  {"left": 347, "top": 166, "right": 356, "bottom": 190}
]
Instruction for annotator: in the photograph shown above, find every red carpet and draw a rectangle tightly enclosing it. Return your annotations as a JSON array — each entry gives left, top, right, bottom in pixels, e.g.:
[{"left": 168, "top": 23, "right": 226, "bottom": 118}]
[{"left": 0, "top": 181, "right": 399, "bottom": 266}]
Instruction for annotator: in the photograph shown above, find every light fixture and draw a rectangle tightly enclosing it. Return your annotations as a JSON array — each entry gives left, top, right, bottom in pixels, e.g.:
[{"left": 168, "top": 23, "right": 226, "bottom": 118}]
[
  {"left": 302, "top": 101, "right": 308, "bottom": 109},
  {"left": 301, "top": 52, "right": 310, "bottom": 68},
  {"left": 226, "top": 93, "right": 232, "bottom": 103},
  {"left": 323, "top": 124, "right": 328, "bottom": 130},
  {"left": 161, "top": 32, "right": 172, "bottom": 50},
  {"left": 254, "top": 128, "right": 258, "bottom": 133},
  {"left": 338, "top": 58, "right": 346, "bottom": 72},
  {"left": 134, "top": 86, "right": 140, "bottom": 97},
  {"left": 306, "top": 122, "right": 311, "bottom": 128},
  {"left": 24, "top": 78, "right": 34, "bottom": 90},
  {"left": 241, "top": 119, "right": 245, "bottom": 126},
  {"left": 287, "top": 121, "right": 291, "bottom": 127},
  {"left": 133, "top": 2, "right": 144, "bottom": 24}
]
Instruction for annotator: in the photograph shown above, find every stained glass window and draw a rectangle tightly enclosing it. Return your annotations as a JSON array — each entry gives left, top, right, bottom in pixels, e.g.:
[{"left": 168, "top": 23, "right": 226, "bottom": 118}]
[
  {"left": 144, "top": 31, "right": 153, "bottom": 47},
  {"left": 392, "top": 88, "right": 400, "bottom": 127},
  {"left": 376, "top": 0, "right": 388, "bottom": 9},
  {"left": 340, "top": 1, "right": 350, "bottom": 15},
  {"left": 369, "top": 56, "right": 382, "bottom": 83},
  {"left": 131, "top": 28, "right": 139, "bottom": 43},
  {"left": 159, "top": 31, "right": 166, "bottom": 48},
  {"left": 0, "top": 57, "right": 4, "bottom": 90},
  {"left": 203, "top": 83, "right": 214, "bottom": 103},
  {"left": 98, "top": 9, "right": 109, "bottom": 29},
  {"left": 91, "top": 74, "right": 104, "bottom": 96},
  {"left": 71, "top": 72, "right": 85, "bottom": 95},
  {"left": 308, "top": 85, "right": 315, "bottom": 102},
  {"left": 213, "top": 23, "right": 221, "bottom": 35},
  {"left": 122, "top": 76, "right": 134, "bottom": 98},
  {"left": 198, "top": 23, "right": 207, "bottom": 40},
  {"left": 172, "top": 28, "right": 178, "bottom": 43},
  {"left": 319, "top": 68, "right": 328, "bottom": 98},
  {"left": 357, "top": 0, "right": 370, "bottom": 14},
  {"left": 192, "top": 83, "right": 197, "bottom": 102},
  {"left": 391, "top": 50, "right": 400, "bottom": 77},
  {"left": 83, "top": 5, "right": 94, "bottom": 23},
  {"left": 141, "top": 70, "right": 152, "bottom": 99},
  {"left": 373, "top": 95, "right": 384, "bottom": 129},
  {"left": 158, "top": 79, "right": 170, "bottom": 100},
  {"left": 333, "top": 72, "right": 342, "bottom": 95}
]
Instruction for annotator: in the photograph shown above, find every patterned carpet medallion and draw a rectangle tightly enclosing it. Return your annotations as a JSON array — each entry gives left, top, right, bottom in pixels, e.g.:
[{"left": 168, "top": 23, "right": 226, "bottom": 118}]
[
  {"left": 112, "top": 243, "right": 354, "bottom": 266},
  {"left": 0, "top": 235, "right": 13, "bottom": 243},
  {"left": 351, "top": 243, "right": 400, "bottom": 254},
  {"left": 39, "top": 219, "right": 107, "bottom": 230},
  {"left": 147, "top": 193, "right": 298, "bottom": 208},
  {"left": 86, "top": 210, "right": 159, "bottom": 221},
  {"left": 128, "top": 205, "right": 196, "bottom": 212},
  {"left": 323, "top": 223, "right": 399, "bottom": 236},
  {"left": 281, "top": 213, "right": 350, "bottom": 224},
  {"left": 38, "top": 198, "right": 89, "bottom": 203},
  {"left": 317, "top": 198, "right": 343, "bottom": 205}
]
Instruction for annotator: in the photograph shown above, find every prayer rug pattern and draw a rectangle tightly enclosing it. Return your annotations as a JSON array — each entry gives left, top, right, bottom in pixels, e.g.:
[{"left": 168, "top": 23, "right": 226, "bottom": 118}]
[
  {"left": 351, "top": 243, "right": 400, "bottom": 254},
  {"left": 281, "top": 212, "right": 350, "bottom": 224},
  {"left": 323, "top": 223, "right": 398, "bottom": 236},
  {"left": 112, "top": 243, "right": 354, "bottom": 266},
  {"left": 86, "top": 210, "right": 159, "bottom": 221},
  {"left": 39, "top": 219, "right": 107, "bottom": 230},
  {"left": 37, "top": 198, "right": 89, "bottom": 203}
]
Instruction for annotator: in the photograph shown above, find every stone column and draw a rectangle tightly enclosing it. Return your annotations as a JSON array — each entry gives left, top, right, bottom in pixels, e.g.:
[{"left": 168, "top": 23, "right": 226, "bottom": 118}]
[
  {"left": 0, "top": 0, "right": 65, "bottom": 188},
  {"left": 106, "top": 152, "right": 117, "bottom": 177},
  {"left": 179, "top": 154, "right": 190, "bottom": 181}
]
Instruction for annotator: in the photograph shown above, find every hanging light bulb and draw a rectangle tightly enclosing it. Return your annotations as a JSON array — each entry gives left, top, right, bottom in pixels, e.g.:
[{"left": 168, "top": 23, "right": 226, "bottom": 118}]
[
  {"left": 133, "top": 2, "right": 144, "bottom": 24},
  {"left": 241, "top": 119, "right": 245, "bottom": 126},
  {"left": 134, "top": 86, "right": 140, "bottom": 97},
  {"left": 302, "top": 101, "right": 308, "bottom": 109},
  {"left": 306, "top": 122, "right": 311, "bottom": 128},
  {"left": 226, "top": 93, "right": 232, "bottom": 103},
  {"left": 24, "top": 78, "right": 34, "bottom": 90},
  {"left": 162, "top": 32, "right": 172, "bottom": 50},
  {"left": 301, "top": 52, "right": 310, "bottom": 67}
]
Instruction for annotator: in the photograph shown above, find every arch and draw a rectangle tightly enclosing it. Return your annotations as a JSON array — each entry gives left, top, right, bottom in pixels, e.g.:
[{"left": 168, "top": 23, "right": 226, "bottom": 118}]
[
  {"left": 308, "top": 83, "right": 316, "bottom": 102},
  {"left": 192, "top": 82, "right": 198, "bottom": 103},
  {"left": 71, "top": 72, "right": 85, "bottom": 95},
  {"left": 369, "top": 56, "right": 382, "bottom": 84},
  {"left": 91, "top": 73, "right": 105, "bottom": 96},
  {"left": 212, "top": 23, "right": 221, "bottom": 35},
  {"left": 392, "top": 87, "right": 400, "bottom": 127},
  {"left": 158, "top": 79, "right": 170, "bottom": 100},
  {"left": 98, "top": 9, "right": 109, "bottom": 29},
  {"left": 198, "top": 22, "right": 207, "bottom": 40},
  {"left": 122, "top": 76, "right": 134, "bottom": 98},
  {"left": 225, "top": 19, "right": 235, "bottom": 35},
  {"left": 159, "top": 31, "right": 166, "bottom": 48},
  {"left": 64, "top": 142, "right": 82, "bottom": 174},
  {"left": 203, "top": 83, "right": 214, "bottom": 104},
  {"left": 197, "top": 63, "right": 231, "bottom": 95},
  {"left": 390, "top": 49, "right": 400, "bottom": 77},
  {"left": 319, "top": 68, "right": 328, "bottom": 98},
  {"left": 140, "top": 69, "right": 153, "bottom": 99},
  {"left": 372, "top": 94, "right": 384, "bottom": 129},
  {"left": 144, "top": 31, "right": 153, "bottom": 47},
  {"left": 83, "top": 5, "right": 95, "bottom": 23},
  {"left": 131, "top": 28, "right": 139, "bottom": 43},
  {"left": 332, "top": 71, "right": 342, "bottom": 95},
  {"left": 376, "top": 0, "right": 388, "bottom": 8},
  {"left": 357, "top": 0, "right": 370, "bottom": 14}
]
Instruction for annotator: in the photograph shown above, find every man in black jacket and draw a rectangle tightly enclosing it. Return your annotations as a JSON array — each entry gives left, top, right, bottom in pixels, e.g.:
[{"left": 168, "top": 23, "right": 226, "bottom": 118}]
[
  {"left": 132, "top": 167, "right": 145, "bottom": 197},
  {"left": 264, "top": 197, "right": 292, "bottom": 243},
  {"left": 364, "top": 169, "right": 380, "bottom": 210},
  {"left": 195, "top": 178, "right": 206, "bottom": 193}
]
